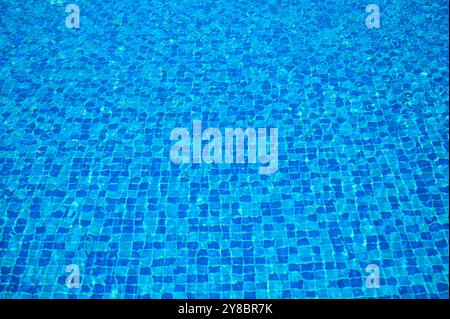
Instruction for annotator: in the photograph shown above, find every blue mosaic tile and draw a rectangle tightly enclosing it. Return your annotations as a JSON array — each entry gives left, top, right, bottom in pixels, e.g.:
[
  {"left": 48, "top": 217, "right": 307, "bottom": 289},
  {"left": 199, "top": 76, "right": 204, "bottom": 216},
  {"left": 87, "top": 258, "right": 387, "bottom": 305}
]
[{"left": 0, "top": 0, "right": 449, "bottom": 299}]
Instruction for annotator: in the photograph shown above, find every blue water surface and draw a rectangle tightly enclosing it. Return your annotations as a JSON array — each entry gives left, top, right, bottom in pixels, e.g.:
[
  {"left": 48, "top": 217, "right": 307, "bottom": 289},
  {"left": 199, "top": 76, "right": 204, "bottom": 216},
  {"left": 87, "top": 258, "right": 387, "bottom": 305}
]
[{"left": 0, "top": 0, "right": 448, "bottom": 298}]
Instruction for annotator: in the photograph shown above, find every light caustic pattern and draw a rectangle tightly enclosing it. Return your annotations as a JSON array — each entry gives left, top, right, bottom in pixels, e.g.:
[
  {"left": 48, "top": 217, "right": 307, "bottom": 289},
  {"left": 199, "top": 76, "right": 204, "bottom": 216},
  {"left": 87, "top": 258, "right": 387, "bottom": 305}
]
[{"left": 0, "top": 0, "right": 448, "bottom": 298}]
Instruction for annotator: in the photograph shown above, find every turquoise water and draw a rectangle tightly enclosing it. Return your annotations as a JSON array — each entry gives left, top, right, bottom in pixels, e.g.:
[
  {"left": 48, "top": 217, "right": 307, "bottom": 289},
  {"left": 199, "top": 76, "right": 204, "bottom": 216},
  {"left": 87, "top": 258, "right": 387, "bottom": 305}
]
[{"left": 0, "top": 0, "right": 448, "bottom": 298}]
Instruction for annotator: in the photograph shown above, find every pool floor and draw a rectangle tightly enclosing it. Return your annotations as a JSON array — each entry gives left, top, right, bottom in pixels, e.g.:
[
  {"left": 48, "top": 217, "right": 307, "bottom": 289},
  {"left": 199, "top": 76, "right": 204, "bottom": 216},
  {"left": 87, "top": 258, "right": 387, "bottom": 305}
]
[{"left": 0, "top": 0, "right": 448, "bottom": 298}]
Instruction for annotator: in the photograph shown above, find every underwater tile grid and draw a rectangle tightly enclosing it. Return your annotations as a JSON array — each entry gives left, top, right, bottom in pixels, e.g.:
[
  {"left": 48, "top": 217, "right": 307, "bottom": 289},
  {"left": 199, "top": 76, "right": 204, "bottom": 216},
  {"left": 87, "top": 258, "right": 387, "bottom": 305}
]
[{"left": 0, "top": 0, "right": 448, "bottom": 299}]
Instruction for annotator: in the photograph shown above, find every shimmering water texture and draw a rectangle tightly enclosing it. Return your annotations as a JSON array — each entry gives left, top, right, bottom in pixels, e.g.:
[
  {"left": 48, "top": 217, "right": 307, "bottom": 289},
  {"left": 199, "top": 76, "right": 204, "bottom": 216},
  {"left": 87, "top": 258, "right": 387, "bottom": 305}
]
[{"left": 0, "top": 0, "right": 448, "bottom": 298}]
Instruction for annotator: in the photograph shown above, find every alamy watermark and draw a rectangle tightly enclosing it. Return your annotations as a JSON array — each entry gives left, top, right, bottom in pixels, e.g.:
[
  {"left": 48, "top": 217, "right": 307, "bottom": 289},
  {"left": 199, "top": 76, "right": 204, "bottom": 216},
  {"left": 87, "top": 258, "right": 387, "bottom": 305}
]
[
  {"left": 65, "top": 4, "right": 80, "bottom": 29},
  {"left": 65, "top": 264, "right": 80, "bottom": 288},
  {"left": 365, "top": 264, "right": 380, "bottom": 288},
  {"left": 365, "top": 4, "right": 380, "bottom": 29},
  {"left": 63, "top": 4, "right": 378, "bottom": 30},
  {"left": 169, "top": 120, "right": 278, "bottom": 175}
]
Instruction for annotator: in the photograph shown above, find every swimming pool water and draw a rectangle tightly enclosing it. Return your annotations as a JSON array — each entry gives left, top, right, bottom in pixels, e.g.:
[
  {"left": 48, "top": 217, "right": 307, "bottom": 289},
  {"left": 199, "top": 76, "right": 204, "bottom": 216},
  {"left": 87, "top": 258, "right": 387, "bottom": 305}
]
[{"left": 0, "top": 0, "right": 448, "bottom": 298}]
